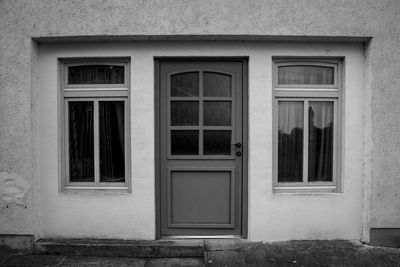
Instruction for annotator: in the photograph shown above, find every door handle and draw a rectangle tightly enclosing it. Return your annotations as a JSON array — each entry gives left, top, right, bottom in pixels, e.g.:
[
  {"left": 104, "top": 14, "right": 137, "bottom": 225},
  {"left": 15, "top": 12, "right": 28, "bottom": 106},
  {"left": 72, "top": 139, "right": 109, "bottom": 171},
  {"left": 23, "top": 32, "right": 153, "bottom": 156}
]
[{"left": 232, "top": 142, "right": 242, "bottom": 149}]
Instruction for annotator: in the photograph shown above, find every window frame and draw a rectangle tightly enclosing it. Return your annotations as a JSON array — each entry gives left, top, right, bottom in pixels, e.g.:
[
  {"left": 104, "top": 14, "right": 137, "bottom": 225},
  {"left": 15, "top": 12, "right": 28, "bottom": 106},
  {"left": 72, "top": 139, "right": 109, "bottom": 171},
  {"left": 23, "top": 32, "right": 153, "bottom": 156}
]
[
  {"left": 272, "top": 58, "right": 342, "bottom": 193},
  {"left": 59, "top": 58, "right": 131, "bottom": 192}
]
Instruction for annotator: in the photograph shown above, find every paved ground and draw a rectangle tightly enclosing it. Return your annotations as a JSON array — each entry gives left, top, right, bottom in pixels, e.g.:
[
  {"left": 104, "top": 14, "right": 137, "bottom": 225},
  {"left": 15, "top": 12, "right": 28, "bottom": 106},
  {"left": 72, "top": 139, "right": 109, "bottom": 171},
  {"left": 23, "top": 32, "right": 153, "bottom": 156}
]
[
  {"left": 1, "top": 240, "right": 400, "bottom": 266},
  {"left": 205, "top": 240, "right": 400, "bottom": 266}
]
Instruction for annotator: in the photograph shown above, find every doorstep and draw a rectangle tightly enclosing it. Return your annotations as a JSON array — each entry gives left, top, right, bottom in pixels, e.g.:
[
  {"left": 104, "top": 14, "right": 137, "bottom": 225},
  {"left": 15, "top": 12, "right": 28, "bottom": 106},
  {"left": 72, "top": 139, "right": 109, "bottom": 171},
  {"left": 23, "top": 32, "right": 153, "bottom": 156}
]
[{"left": 34, "top": 238, "right": 207, "bottom": 258}]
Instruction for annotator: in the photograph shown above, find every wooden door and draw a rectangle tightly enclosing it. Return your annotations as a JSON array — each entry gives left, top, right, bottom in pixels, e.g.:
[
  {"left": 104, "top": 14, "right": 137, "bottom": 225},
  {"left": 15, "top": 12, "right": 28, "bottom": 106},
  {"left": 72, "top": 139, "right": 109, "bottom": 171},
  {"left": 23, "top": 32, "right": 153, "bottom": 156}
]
[{"left": 156, "top": 59, "right": 247, "bottom": 237}]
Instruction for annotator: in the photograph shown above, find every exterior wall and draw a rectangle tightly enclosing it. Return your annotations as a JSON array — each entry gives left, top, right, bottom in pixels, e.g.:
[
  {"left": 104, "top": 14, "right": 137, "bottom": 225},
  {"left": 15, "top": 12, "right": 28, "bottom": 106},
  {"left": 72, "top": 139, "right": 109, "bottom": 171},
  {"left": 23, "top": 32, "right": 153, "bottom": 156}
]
[
  {"left": 38, "top": 42, "right": 363, "bottom": 240},
  {"left": 1, "top": 0, "right": 400, "bottom": 241}
]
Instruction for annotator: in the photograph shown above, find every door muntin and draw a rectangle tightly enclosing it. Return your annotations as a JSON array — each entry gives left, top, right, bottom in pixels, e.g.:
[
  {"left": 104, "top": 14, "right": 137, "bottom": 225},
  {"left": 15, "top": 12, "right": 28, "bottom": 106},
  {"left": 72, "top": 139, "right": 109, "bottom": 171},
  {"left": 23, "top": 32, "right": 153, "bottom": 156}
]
[{"left": 167, "top": 68, "right": 237, "bottom": 160}]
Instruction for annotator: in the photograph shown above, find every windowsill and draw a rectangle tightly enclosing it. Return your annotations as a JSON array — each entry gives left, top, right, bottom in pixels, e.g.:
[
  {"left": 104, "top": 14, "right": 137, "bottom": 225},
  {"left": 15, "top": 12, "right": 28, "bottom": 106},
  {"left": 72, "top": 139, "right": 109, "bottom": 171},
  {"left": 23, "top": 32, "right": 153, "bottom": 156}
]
[
  {"left": 63, "top": 186, "right": 130, "bottom": 194},
  {"left": 273, "top": 186, "right": 340, "bottom": 194}
]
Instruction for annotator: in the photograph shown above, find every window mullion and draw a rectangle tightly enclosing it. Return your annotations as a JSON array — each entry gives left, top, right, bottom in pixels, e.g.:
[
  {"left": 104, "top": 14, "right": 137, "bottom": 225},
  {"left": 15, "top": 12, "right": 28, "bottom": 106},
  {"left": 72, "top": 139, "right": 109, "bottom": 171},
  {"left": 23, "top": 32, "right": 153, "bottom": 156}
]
[
  {"left": 303, "top": 100, "right": 309, "bottom": 183},
  {"left": 94, "top": 100, "right": 100, "bottom": 183}
]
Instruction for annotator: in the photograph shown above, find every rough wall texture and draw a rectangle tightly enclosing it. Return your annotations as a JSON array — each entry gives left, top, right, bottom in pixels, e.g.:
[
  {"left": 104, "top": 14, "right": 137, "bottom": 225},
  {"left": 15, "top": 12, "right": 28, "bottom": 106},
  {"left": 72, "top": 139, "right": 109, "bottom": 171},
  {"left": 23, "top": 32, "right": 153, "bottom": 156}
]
[{"left": 0, "top": 0, "right": 399, "bottom": 237}]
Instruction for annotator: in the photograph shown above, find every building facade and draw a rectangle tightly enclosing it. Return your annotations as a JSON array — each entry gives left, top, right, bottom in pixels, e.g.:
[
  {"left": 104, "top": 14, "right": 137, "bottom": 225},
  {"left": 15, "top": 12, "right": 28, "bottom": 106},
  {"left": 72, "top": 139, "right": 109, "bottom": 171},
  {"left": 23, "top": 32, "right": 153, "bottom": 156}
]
[{"left": 1, "top": 0, "right": 399, "bottom": 247}]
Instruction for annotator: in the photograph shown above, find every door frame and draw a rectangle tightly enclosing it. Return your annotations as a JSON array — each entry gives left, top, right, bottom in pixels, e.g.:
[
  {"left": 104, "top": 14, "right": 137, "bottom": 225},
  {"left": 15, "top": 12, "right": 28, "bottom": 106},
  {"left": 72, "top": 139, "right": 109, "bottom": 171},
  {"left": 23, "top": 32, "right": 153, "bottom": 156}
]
[{"left": 154, "top": 57, "right": 248, "bottom": 239}]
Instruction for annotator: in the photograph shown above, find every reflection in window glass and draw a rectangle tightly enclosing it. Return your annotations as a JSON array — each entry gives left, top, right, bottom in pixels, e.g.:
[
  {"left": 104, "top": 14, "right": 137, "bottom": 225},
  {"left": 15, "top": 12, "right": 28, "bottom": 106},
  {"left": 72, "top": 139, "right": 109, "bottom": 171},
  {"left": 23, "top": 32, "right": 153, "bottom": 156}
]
[
  {"left": 278, "top": 65, "right": 334, "bottom": 85},
  {"left": 171, "top": 72, "right": 199, "bottom": 97},
  {"left": 204, "top": 130, "right": 231, "bottom": 155},
  {"left": 68, "top": 65, "right": 124, "bottom": 84},
  {"left": 308, "top": 102, "right": 333, "bottom": 182},
  {"left": 203, "top": 72, "right": 231, "bottom": 97},
  {"left": 278, "top": 101, "right": 303, "bottom": 182},
  {"left": 69, "top": 101, "right": 94, "bottom": 182},
  {"left": 99, "top": 101, "right": 125, "bottom": 182},
  {"left": 171, "top": 101, "right": 199, "bottom": 126},
  {"left": 203, "top": 101, "right": 231, "bottom": 126},
  {"left": 171, "top": 130, "right": 199, "bottom": 155}
]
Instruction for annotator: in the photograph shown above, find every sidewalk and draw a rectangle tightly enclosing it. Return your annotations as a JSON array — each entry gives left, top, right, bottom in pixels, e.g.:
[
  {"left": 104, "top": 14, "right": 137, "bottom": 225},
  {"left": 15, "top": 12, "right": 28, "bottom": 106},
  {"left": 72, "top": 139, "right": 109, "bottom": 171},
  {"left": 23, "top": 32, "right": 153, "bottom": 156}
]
[
  {"left": 205, "top": 240, "right": 400, "bottom": 266},
  {"left": 1, "top": 240, "right": 400, "bottom": 266}
]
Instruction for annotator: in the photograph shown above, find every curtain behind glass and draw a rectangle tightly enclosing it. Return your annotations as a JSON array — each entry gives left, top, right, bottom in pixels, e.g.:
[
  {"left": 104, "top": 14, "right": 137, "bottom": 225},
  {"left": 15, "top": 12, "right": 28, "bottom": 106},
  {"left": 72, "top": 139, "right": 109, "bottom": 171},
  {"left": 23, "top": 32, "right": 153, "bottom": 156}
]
[
  {"left": 308, "top": 102, "right": 333, "bottom": 181},
  {"left": 278, "top": 102, "right": 303, "bottom": 182},
  {"left": 278, "top": 66, "right": 334, "bottom": 85},
  {"left": 68, "top": 65, "right": 124, "bottom": 84},
  {"left": 69, "top": 101, "right": 94, "bottom": 182},
  {"left": 99, "top": 101, "right": 125, "bottom": 182}
]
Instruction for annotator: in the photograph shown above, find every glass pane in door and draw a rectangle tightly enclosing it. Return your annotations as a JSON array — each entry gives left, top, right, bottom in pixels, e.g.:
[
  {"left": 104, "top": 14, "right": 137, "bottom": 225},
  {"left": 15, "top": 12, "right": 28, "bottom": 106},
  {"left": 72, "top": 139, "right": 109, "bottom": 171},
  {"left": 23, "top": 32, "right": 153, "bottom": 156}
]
[
  {"left": 171, "top": 101, "right": 199, "bottom": 126},
  {"left": 203, "top": 101, "right": 231, "bottom": 126},
  {"left": 171, "top": 72, "right": 199, "bottom": 97},
  {"left": 203, "top": 72, "right": 231, "bottom": 97},
  {"left": 171, "top": 130, "right": 199, "bottom": 155},
  {"left": 204, "top": 130, "right": 231, "bottom": 155}
]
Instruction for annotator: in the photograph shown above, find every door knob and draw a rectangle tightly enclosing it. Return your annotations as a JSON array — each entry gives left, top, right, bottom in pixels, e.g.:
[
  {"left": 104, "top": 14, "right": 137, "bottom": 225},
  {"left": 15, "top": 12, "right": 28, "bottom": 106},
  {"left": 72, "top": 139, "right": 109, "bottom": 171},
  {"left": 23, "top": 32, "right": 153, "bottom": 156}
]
[{"left": 233, "top": 142, "right": 242, "bottom": 149}]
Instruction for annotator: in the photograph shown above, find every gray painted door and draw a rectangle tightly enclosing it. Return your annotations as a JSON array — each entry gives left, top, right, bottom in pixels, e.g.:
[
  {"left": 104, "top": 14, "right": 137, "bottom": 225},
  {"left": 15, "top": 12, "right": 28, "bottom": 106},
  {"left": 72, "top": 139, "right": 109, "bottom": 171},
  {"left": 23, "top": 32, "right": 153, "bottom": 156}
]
[{"left": 157, "top": 59, "right": 246, "bottom": 237}]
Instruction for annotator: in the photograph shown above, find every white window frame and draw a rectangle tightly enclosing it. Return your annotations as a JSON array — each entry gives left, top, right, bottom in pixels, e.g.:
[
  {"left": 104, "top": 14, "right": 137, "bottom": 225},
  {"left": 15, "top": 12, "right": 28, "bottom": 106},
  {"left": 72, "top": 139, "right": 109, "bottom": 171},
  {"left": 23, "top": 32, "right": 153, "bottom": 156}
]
[
  {"left": 59, "top": 58, "right": 131, "bottom": 192},
  {"left": 272, "top": 58, "right": 343, "bottom": 193}
]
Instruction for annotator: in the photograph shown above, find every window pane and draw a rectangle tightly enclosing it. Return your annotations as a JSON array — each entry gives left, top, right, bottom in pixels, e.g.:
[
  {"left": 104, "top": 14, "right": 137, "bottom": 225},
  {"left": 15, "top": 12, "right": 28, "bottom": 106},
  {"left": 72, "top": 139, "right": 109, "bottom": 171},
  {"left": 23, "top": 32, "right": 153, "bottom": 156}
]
[
  {"left": 203, "top": 101, "right": 231, "bottom": 126},
  {"left": 69, "top": 101, "right": 94, "bottom": 182},
  {"left": 278, "top": 101, "right": 303, "bottom": 182},
  {"left": 203, "top": 72, "right": 231, "bottom": 97},
  {"left": 278, "top": 65, "right": 334, "bottom": 85},
  {"left": 204, "top": 130, "right": 231, "bottom": 155},
  {"left": 68, "top": 65, "right": 124, "bottom": 84},
  {"left": 99, "top": 101, "right": 125, "bottom": 182},
  {"left": 171, "top": 130, "right": 199, "bottom": 155},
  {"left": 171, "top": 72, "right": 199, "bottom": 97},
  {"left": 171, "top": 101, "right": 199, "bottom": 126},
  {"left": 308, "top": 102, "right": 334, "bottom": 182}
]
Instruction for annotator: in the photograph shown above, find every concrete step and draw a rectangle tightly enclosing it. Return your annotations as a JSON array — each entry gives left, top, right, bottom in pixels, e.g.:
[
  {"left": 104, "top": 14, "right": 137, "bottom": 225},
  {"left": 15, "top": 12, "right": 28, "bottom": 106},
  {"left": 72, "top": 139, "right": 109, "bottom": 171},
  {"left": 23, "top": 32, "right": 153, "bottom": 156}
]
[
  {"left": 34, "top": 239, "right": 205, "bottom": 258},
  {"left": 3, "top": 255, "right": 205, "bottom": 267}
]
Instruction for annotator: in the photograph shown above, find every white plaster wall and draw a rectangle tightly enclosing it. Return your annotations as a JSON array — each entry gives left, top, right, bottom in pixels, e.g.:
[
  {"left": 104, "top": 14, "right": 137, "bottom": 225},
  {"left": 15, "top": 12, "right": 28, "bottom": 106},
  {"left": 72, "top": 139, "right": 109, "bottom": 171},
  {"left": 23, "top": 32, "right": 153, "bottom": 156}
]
[
  {"left": 247, "top": 43, "right": 365, "bottom": 241},
  {"left": 38, "top": 41, "right": 364, "bottom": 240}
]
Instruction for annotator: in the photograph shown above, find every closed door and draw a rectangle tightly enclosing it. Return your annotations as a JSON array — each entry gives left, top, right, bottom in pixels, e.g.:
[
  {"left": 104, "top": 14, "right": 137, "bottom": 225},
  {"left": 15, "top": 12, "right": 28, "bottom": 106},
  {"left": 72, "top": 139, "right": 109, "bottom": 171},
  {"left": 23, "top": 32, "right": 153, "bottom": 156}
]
[{"left": 156, "top": 59, "right": 247, "bottom": 237}]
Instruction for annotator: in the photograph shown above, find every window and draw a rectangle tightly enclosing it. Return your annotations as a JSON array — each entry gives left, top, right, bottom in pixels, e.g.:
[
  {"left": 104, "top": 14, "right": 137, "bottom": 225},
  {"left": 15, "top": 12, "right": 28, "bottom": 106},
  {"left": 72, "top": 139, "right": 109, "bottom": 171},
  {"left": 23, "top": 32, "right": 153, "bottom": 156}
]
[
  {"left": 273, "top": 58, "right": 342, "bottom": 193},
  {"left": 60, "top": 59, "right": 130, "bottom": 192}
]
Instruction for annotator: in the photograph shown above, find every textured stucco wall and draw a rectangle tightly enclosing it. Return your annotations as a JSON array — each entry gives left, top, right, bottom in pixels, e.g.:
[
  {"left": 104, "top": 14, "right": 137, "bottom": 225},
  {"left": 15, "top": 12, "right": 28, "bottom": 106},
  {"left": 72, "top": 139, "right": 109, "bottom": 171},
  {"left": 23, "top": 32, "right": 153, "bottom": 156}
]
[{"left": 1, "top": 0, "right": 400, "bottom": 240}]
